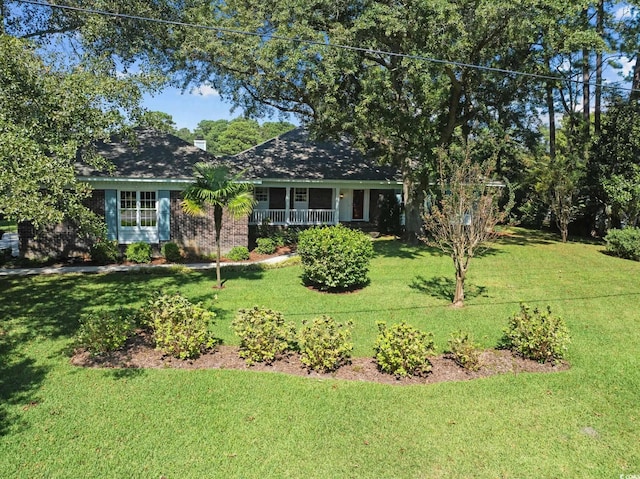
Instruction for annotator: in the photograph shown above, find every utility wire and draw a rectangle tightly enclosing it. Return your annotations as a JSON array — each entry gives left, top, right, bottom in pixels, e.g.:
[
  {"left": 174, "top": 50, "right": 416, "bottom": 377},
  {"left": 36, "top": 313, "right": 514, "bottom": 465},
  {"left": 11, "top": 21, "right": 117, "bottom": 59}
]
[{"left": 13, "top": 0, "right": 638, "bottom": 93}]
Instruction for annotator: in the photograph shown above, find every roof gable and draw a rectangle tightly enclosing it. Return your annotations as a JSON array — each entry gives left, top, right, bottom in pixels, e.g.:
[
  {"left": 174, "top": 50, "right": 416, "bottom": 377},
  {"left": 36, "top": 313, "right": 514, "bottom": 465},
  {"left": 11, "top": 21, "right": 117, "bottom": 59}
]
[
  {"left": 76, "top": 128, "right": 215, "bottom": 179},
  {"left": 231, "top": 128, "right": 401, "bottom": 182}
]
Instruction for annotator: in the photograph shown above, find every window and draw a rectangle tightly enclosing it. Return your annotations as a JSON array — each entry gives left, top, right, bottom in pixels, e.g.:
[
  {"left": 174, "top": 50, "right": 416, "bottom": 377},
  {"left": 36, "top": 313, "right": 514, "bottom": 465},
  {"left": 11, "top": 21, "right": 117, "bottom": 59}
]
[
  {"left": 294, "top": 188, "right": 308, "bottom": 202},
  {"left": 254, "top": 187, "right": 268, "bottom": 202},
  {"left": 120, "top": 191, "right": 157, "bottom": 228}
]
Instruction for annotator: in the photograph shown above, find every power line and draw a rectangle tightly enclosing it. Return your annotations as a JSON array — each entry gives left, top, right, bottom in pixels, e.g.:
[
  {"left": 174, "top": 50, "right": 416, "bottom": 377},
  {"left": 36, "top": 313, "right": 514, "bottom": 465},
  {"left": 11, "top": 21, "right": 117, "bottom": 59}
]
[{"left": 13, "top": 0, "right": 638, "bottom": 93}]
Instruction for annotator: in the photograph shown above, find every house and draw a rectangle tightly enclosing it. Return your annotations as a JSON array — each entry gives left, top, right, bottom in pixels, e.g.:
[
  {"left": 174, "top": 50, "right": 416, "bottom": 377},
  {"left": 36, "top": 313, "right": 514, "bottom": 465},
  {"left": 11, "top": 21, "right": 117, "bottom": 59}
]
[
  {"left": 233, "top": 128, "right": 402, "bottom": 228},
  {"left": 18, "top": 128, "right": 401, "bottom": 259}
]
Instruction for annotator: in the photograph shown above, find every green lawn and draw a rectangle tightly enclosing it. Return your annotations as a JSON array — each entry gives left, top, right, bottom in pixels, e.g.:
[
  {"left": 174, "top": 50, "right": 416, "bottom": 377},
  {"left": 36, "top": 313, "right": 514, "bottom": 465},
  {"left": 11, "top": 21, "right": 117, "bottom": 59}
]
[{"left": 1, "top": 228, "right": 639, "bottom": 478}]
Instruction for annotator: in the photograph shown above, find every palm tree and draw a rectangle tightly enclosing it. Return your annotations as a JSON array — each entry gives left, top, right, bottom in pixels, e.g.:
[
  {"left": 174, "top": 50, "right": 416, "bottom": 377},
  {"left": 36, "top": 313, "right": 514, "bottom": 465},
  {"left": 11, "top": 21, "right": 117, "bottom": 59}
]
[{"left": 182, "top": 163, "right": 255, "bottom": 289}]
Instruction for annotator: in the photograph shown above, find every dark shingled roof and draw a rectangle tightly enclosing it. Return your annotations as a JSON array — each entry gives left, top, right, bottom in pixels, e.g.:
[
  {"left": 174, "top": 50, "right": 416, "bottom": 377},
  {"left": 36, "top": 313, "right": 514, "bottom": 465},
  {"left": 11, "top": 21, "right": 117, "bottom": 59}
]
[
  {"left": 76, "top": 128, "right": 215, "bottom": 179},
  {"left": 231, "top": 128, "right": 401, "bottom": 182}
]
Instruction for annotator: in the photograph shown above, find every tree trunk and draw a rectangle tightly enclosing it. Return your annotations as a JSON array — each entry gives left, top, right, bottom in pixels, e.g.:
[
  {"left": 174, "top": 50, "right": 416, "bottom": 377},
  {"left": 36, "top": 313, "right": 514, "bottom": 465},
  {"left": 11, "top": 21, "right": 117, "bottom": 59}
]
[
  {"left": 214, "top": 205, "right": 223, "bottom": 289},
  {"left": 594, "top": 0, "right": 603, "bottom": 135},
  {"left": 452, "top": 271, "right": 465, "bottom": 308},
  {"left": 630, "top": 53, "right": 640, "bottom": 103},
  {"left": 402, "top": 164, "right": 425, "bottom": 244},
  {"left": 545, "top": 56, "right": 556, "bottom": 160}
]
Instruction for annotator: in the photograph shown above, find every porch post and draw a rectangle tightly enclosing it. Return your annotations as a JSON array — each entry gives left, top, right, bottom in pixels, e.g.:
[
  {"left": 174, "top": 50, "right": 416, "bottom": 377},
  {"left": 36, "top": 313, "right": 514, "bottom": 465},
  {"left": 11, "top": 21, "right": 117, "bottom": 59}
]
[
  {"left": 334, "top": 187, "right": 340, "bottom": 225},
  {"left": 285, "top": 187, "right": 291, "bottom": 226}
]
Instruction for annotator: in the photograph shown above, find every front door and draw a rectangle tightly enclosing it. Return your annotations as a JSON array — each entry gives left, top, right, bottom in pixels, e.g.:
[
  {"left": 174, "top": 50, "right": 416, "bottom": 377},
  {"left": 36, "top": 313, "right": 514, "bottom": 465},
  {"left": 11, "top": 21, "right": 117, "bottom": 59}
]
[{"left": 352, "top": 189, "right": 364, "bottom": 220}]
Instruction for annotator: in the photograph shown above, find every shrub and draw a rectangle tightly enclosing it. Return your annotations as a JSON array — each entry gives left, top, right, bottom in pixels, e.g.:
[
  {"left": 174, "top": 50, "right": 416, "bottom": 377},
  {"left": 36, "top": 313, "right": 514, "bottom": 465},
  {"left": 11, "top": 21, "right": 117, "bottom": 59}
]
[
  {"left": 90, "top": 239, "right": 121, "bottom": 265},
  {"left": 161, "top": 242, "right": 182, "bottom": 262},
  {"left": 605, "top": 227, "right": 640, "bottom": 261},
  {"left": 232, "top": 307, "right": 296, "bottom": 365},
  {"left": 297, "top": 316, "right": 353, "bottom": 372},
  {"left": 255, "top": 237, "right": 277, "bottom": 255},
  {"left": 141, "top": 293, "right": 216, "bottom": 359},
  {"left": 373, "top": 322, "right": 435, "bottom": 378},
  {"left": 125, "top": 242, "right": 152, "bottom": 263},
  {"left": 501, "top": 303, "right": 570, "bottom": 364},
  {"left": 75, "top": 309, "right": 136, "bottom": 356},
  {"left": 227, "top": 246, "right": 250, "bottom": 261},
  {"left": 447, "top": 330, "right": 482, "bottom": 371},
  {"left": 297, "top": 224, "right": 374, "bottom": 291}
]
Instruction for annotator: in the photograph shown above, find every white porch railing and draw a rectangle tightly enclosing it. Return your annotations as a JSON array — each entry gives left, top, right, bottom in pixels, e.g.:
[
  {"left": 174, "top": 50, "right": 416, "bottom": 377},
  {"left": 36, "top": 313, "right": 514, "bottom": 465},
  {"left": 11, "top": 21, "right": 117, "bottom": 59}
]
[{"left": 250, "top": 209, "right": 336, "bottom": 225}]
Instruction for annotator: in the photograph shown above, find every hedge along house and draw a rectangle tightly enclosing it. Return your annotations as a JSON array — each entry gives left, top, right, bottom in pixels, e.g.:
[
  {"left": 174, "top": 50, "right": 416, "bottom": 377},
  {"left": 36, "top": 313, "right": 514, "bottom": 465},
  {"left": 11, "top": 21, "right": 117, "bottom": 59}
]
[
  {"left": 18, "top": 129, "right": 248, "bottom": 259},
  {"left": 231, "top": 128, "right": 402, "bottom": 232}
]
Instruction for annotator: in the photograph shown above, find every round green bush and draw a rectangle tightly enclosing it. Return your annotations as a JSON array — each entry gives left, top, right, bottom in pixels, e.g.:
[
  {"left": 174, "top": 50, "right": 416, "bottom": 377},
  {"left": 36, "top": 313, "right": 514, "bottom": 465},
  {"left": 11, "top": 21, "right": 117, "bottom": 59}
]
[
  {"left": 232, "top": 307, "right": 296, "bottom": 365},
  {"left": 605, "top": 227, "right": 640, "bottom": 261},
  {"left": 373, "top": 321, "right": 435, "bottom": 378},
  {"left": 297, "top": 224, "right": 374, "bottom": 291},
  {"left": 227, "top": 245, "right": 250, "bottom": 261},
  {"left": 141, "top": 293, "right": 216, "bottom": 360},
  {"left": 90, "top": 239, "right": 121, "bottom": 265},
  {"left": 125, "top": 242, "right": 152, "bottom": 263},
  {"left": 297, "top": 316, "right": 353, "bottom": 372},
  {"left": 75, "top": 309, "right": 136, "bottom": 356},
  {"left": 501, "top": 304, "right": 570, "bottom": 364},
  {"left": 255, "top": 237, "right": 276, "bottom": 255},
  {"left": 161, "top": 242, "right": 182, "bottom": 262}
]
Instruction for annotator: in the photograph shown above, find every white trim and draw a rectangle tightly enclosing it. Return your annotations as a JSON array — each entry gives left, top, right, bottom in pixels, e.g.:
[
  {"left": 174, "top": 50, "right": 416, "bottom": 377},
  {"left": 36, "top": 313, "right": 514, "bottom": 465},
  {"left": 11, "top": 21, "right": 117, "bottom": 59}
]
[{"left": 117, "top": 189, "right": 159, "bottom": 244}]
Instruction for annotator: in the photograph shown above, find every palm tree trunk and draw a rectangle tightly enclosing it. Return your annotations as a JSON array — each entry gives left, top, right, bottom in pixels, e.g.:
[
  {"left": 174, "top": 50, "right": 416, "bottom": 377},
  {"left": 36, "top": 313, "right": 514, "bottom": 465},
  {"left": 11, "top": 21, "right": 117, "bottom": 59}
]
[{"left": 214, "top": 205, "right": 223, "bottom": 289}]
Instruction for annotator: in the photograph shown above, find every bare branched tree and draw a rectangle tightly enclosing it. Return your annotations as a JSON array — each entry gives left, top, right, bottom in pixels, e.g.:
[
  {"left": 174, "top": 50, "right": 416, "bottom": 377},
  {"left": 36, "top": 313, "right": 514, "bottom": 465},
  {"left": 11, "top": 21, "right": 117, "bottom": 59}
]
[{"left": 423, "top": 147, "right": 513, "bottom": 308}]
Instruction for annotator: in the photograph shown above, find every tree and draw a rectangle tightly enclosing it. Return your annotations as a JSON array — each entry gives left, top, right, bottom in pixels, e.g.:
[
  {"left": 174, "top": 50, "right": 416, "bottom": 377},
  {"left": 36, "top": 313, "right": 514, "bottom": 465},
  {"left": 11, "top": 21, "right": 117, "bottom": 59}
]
[
  {"left": 536, "top": 153, "right": 585, "bottom": 242},
  {"left": 181, "top": 164, "right": 255, "bottom": 289},
  {"left": 216, "top": 118, "right": 262, "bottom": 155},
  {"left": 138, "top": 111, "right": 177, "bottom": 133},
  {"left": 69, "top": 0, "right": 572, "bottom": 242},
  {"left": 423, "top": 145, "right": 512, "bottom": 308},
  {"left": 0, "top": 34, "right": 143, "bottom": 232},
  {"left": 260, "top": 121, "right": 296, "bottom": 142},
  {"left": 590, "top": 100, "right": 640, "bottom": 228}
]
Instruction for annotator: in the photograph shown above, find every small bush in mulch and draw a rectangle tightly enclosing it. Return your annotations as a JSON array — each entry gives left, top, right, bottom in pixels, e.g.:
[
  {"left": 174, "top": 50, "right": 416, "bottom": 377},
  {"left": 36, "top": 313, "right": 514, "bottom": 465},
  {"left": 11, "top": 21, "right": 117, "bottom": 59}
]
[
  {"left": 297, "top": 316, "right": 353, "bottom": 373},
  {"left": 90, "top": 239, "right": 121, "bottom": 265},
  {"left": 373, "top": 321, "right": 435, "bottom": 378},
  {"left": 500, "top": 303, "right": 570, "bottom": 364},
  {"left": 255, "top": 237, "right": 277, "bottom": 255},
  {"left": 226, "top": 246, "right": 250, "bottom": 261},
  {"left": 125, "top": 242, "right": 152, "bottom": 264},
  {"left": 140, "top": 293, "right": 217, "bottom": 360},
  {"left": 447, "top": 330, "right": 482, "bottom": 371},
  {"left": 232, "top": 307, "right": 296, "bottom": 365},
  {"left": 74, "top": 309, "right": 137, "bottom": 356},
  {"left": 161, "top": 242, "right": 182, "bottom": 262}
]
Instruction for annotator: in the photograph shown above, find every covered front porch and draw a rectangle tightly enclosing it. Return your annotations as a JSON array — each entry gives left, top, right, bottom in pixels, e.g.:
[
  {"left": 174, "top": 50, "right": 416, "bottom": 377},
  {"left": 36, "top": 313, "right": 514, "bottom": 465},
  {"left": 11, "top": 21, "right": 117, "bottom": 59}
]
[{"left": 249, "top": 185, "right": 386, "bottom": 226}]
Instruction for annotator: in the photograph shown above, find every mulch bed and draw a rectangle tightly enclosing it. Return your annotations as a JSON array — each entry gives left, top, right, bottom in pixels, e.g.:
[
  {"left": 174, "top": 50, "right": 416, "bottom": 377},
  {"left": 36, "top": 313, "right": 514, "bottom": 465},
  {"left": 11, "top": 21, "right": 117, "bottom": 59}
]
[{"left": 71, "top": 333, "right": 569, "bottom": 386}]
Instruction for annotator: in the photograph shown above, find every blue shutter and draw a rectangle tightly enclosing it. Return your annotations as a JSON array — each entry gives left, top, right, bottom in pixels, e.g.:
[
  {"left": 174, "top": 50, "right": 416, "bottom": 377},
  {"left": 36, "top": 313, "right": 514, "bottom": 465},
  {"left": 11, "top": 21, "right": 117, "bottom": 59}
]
[
  {"left": 158, "top": 190, "right": 171, "bottom": 241},
  {"left": 105, "top": 190, "right": 118, "bottom": 240}
]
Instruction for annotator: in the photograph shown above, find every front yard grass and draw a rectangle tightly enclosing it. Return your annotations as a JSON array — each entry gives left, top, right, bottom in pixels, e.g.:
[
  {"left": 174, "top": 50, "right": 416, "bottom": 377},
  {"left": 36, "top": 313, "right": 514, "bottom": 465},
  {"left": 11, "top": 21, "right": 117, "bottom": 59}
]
[{"left": 1, "top": 228, "right": 639, "bottom": 478}]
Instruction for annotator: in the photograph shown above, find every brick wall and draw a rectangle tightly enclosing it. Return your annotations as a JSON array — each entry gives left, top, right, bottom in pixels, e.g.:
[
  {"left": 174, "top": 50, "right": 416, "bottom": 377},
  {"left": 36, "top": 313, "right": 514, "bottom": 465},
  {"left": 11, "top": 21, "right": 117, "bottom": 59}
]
[
  {"left": 18, "top": 190, "right": 248, "bottom": 259},
  {"left": 19, "top": 190, "right": 106, "bottom": 259},
  {"left": 169, "top": 191, "right": 248, "bottom": 257}
]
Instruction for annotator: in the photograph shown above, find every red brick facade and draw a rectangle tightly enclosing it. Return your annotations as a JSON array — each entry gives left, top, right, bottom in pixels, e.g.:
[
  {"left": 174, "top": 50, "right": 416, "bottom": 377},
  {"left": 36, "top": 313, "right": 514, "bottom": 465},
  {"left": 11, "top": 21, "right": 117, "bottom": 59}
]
[
  {"left": 19, "top": 189, "right": 248, "bottom": 259},
  {"left": 169, "top": 191, "right": 248, "bottom": 257},
  {"left": 19, "top": 190, "right": 106, "bottom": 259}
]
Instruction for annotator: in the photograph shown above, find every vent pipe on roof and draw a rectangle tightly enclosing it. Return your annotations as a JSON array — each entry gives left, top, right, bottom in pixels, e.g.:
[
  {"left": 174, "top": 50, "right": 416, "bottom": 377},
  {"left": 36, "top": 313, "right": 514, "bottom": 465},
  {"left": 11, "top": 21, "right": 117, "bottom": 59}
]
[{"left": 194, "top": 139, "right": 207, "bottom": 151}]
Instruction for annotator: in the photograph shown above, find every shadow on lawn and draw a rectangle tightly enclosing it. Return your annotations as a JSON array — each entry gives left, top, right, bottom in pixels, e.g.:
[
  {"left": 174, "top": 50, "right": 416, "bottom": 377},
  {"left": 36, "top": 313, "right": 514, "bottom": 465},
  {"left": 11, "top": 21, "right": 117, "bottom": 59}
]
[
  {"left": 409, "top": 275, "right": 489, "bottom": 302},
  {"left": 0, "top": 328, "right": 49, "bottom": 436}
]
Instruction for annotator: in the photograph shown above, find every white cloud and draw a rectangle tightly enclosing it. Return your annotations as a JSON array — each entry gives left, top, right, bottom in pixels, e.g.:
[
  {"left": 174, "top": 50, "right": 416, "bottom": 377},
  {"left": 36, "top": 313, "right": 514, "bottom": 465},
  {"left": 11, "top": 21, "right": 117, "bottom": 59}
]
[
  {"left": 190, "top": 84, "right": 220, "bottom": 97},
  {"left": 619, "top": 56, "right": 634, "bottom": 78}
]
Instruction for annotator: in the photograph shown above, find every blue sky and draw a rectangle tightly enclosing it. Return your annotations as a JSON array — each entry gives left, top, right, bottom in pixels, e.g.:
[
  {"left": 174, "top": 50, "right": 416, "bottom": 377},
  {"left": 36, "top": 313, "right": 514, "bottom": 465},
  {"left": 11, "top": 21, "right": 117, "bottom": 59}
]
[{"left": 142, "top": 85, "right": 243, "bottom": 131}]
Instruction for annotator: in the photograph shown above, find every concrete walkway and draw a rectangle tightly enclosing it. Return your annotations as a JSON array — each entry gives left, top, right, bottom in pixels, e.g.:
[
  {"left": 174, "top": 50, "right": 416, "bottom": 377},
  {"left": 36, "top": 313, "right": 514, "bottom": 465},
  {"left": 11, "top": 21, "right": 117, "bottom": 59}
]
[{"left": 0, "top": 253, "right": 298, "bottom": 277}]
